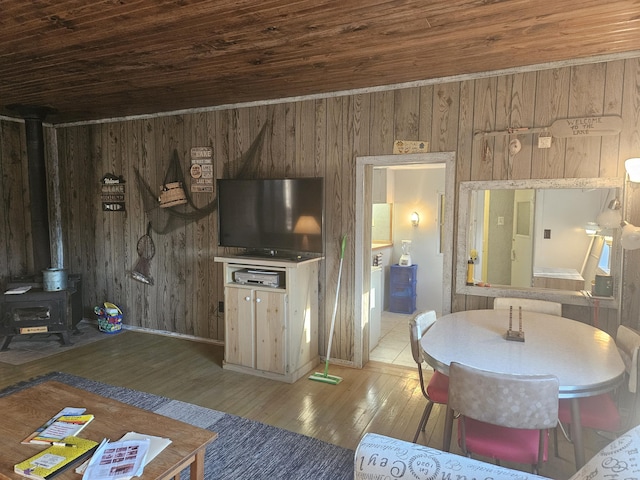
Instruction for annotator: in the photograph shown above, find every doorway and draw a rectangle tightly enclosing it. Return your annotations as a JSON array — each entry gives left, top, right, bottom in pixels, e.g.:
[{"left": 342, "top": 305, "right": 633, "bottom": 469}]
[
  {"left": 369, "top": 164, "right": 446, "bottom": 366},
  {"left": 354, "top": 152, "right": 455, "bottom": 368}
]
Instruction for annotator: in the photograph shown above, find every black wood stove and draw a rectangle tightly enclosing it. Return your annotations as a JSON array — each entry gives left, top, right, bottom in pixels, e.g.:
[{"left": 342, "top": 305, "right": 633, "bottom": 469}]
[
  {"left": 0, "top": 106, "right": 84, "bottom": 351},
  {"left": 0, "top": 274, "right": 83, "bottom": 351}
]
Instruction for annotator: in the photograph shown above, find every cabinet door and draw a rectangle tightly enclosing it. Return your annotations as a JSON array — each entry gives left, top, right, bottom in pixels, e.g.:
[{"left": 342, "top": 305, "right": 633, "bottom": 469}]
[
  {"left": 225, "top": 287, "right": 255, "bottom": 368},
  {"left": 255, "top": 290, "right": 287, "bottom": 374}
]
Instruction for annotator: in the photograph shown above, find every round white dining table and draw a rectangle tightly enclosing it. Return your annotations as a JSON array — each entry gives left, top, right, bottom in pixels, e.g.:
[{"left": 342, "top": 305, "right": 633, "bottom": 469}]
[{"left": 420, "top": 309, "right": 625, "bottom": 469}]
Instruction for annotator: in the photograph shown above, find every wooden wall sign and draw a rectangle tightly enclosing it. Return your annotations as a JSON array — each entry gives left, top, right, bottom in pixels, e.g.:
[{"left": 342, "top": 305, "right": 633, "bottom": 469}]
[
  {"left": 190, "top": 146, "right": 213, "bottom": 193},
  {"left": 474, "top": 115, "right": 623, "bottom": 139},
  {"left": 393, "top": 140, "right": 429, "bottom": 154},
  {"left": 101, "top": 173, "right": 126, "bottom": 212}
]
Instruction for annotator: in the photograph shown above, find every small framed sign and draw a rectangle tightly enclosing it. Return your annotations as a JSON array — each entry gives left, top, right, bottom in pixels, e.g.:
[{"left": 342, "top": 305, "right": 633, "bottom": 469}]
[
  {"left": 101, "top": 173, "right": 126, "bottom": 212},
  {"left": 393, "top": 140, "right": 429, "bottom": 154},
  {"left": 190, "top": 146, "right": 213, "bottom": 193}
]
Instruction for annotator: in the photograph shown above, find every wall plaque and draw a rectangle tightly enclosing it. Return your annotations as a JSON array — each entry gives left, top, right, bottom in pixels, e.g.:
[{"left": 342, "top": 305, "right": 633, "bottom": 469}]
[
  {"left": 190, "top": 146, "right": 213, "bottom": 193},
  {"left": 101, "top": 173, "right": 126, "bottom": 212}
]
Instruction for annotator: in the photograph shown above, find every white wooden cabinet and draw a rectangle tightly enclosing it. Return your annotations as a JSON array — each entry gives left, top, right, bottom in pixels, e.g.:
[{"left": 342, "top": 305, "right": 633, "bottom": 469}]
[{"left": 214, "top": 255, "right": 322, "bottom": 383}]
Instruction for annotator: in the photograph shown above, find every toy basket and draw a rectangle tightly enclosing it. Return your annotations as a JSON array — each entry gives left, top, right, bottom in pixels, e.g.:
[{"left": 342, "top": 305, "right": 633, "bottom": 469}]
[{"left": 94, "top": 302, "right": 123, "bottom": 334}]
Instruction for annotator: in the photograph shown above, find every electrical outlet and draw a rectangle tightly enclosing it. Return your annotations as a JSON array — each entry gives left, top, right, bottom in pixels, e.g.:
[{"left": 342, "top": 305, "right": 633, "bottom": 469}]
[
  {"left": 497, "top": 216, "right": 504, "bottom": 226},
  {"left": 538, "top": 135, "right": 552, "bottom": 148},
  {"left": 218, "top": 301, "right": 224, "bottom": 313},
  {"left": 544, "top": 229, "right": 551, "bottom": 239}
]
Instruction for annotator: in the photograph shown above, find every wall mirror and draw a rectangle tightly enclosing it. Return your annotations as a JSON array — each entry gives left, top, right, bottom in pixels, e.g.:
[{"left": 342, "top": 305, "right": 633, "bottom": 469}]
[{"left": 456, "top": 177, "right": 624, "bottom": 305}]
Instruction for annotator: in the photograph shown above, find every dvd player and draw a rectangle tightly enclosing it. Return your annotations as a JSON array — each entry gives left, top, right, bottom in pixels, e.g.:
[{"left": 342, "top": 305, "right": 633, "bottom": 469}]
[{"left": 234, "top": 269, "right": 282, "bottom": 287}]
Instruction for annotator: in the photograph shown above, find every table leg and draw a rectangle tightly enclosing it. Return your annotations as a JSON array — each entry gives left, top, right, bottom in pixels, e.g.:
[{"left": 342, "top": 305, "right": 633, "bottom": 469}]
[
  {"left": 569, "top": 398, "right": 585, "bottom": 469},
  {"left": 190, "top": 448, "right": 206, "bottom": 480},
  {"left": 443, "top": 406, "right": 454, "bottom": 452}
]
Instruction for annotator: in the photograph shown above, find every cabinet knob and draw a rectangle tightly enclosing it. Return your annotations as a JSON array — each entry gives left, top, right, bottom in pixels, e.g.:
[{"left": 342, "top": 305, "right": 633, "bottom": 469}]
[
  {"left": 256, "top": 298, "right": 262, "bottom": 303},
  {"left": 244, "top": 296, "right": 250, "bottom": 301}
]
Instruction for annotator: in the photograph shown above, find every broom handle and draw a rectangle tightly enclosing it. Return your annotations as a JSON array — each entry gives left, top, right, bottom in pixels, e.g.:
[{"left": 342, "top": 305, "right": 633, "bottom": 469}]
[{"left": 326, "top": 235, "right": 347, "bottom": 364}]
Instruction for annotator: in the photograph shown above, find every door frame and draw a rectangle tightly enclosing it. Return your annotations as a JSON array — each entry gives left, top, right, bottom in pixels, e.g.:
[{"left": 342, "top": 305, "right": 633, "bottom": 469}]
[{"left": 354, "top": 152, "right": 455, "bottom": 368}]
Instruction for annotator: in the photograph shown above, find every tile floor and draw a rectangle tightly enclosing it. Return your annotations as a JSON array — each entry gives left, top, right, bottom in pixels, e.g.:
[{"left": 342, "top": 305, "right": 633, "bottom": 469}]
[{"left": 369, "top": 311, "right": 416, "bottom": 367}]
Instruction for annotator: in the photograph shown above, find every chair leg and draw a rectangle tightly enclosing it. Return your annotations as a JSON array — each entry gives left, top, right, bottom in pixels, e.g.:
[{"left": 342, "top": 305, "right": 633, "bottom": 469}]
[
  {"left": 413, "top": 400, "right": 434, "bottom": 443},
  {"left": 535, "top": 430, "right": 545, "bottom": 474},
  {"left": 558, "top": 422, "right": 572, "bottom": 443}
]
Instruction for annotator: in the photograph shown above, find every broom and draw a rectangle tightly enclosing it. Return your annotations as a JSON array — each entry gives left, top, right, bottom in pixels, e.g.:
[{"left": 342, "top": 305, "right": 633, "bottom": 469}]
[{"left": 309, "top": 235, "right": 346, "bottom": 385}]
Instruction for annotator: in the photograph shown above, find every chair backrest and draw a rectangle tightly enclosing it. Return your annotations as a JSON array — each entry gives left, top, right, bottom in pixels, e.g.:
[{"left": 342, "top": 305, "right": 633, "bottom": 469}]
[
  {"left": 448, "top": 362, "right": 559, "bottom": 430},
  {"left": 409, "top": 310, "right": 437, "bottom": 365},
  {"left": 616, "top": 325, "right": 640, "bottom": 393},
  {"left": 493, "top": 297, "right": 562, "bottom": 316}
]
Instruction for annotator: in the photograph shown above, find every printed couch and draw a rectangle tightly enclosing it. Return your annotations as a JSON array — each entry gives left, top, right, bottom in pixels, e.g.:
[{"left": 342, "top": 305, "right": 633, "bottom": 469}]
[{"left": 354, "top": 424, "right": 640, "bottom": 480}]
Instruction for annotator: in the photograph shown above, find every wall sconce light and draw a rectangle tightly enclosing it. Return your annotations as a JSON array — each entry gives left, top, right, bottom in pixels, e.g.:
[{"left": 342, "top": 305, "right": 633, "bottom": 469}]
[
  {"left": 619, "top": 158, "right": 640, "bottom": 249},
  {"left": 410, "top": 212, "right": 419, "bottom": 227},
  {"left": 584, "top": 222, "right": 601, "bottom": 236},
  {"left": 622, "top": 222, "right": 640, "bottom": 250},
  {"left": 596, "top": 198, "right": 622, "bottom": 229},
  {"left": 625, "top": 158, "right": 640, "bottom": 183}
]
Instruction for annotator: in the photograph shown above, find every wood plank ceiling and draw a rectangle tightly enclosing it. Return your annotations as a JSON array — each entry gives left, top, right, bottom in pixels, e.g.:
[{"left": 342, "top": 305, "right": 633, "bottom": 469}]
[{"left": 2, "top": 0, "right": 640, "bottom": 124}]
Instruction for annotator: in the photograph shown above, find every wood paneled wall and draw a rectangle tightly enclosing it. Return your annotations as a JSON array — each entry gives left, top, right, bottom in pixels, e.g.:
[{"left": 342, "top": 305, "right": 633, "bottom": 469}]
[{"left": 2, "top": 58, "right": 640, "bottom": 362}]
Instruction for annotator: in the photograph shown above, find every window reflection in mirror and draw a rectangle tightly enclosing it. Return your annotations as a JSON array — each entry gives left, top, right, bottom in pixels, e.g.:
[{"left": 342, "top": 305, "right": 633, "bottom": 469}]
[{"left": 458, "top": 178, "right": 623, "bottom": 297}]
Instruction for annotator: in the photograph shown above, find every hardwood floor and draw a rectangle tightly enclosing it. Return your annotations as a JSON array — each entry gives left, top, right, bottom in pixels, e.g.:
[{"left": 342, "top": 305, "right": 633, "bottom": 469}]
[{"left": 0, "top": 330, "right": 612, "bottom": 479}]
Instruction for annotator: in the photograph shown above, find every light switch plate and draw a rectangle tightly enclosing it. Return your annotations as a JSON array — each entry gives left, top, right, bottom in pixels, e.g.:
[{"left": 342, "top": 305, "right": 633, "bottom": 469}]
[{"left": 538, "top": 135, "right": 552, "bottom": 148}]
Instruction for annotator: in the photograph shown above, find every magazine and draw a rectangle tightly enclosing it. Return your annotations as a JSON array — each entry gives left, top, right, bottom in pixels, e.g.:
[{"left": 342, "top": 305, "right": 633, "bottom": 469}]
[
  {"left": 22, "top": 407, "right": 87, "bottom": 445},
  {"left": 14, "top": 436, "right": 99, "bottom": 480},
  {"left": 31, "top": 414, "right": 94, "bottom": 445}
]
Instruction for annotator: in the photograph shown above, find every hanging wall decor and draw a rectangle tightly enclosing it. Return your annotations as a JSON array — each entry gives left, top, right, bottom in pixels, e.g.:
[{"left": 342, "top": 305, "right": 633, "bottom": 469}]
[
  {"left": 190, "top": 146, "right": 214, "bottom": 193},
  {"left": 101, "top": 173, "right": 126, "bottom": 212},
  {"left": 158, "top": 153, "right": 188, "bottom": 208},
  {"left": 134, "top": 123, "right": 268, "bottom": 235},
  {"left": 130, "top": 223, "right": 155, "bottom": 285},
  {"left": 393, "top": 140, "right": 429, "bottom": 154}
]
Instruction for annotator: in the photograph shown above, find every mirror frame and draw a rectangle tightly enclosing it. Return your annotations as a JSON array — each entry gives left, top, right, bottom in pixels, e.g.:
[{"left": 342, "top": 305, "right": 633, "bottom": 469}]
[{"left": 456, "top": 177, "right": 624, "bottom": 307}]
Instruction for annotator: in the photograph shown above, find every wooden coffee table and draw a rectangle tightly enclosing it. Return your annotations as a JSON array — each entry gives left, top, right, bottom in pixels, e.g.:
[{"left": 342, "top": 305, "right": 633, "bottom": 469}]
[{"left": 0, "top": 381, "right": 217, "bottom": 480}]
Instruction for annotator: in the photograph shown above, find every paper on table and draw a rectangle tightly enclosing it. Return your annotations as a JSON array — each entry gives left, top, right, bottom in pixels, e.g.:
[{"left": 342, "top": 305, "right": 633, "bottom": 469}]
[
  {"left": 81, "top": 438, "right": 150, "bottom": 480},
  {"left": 119, "top": 432, "right": 171, "bottom": 462},
  {"left": 75, "top": 432, "right": 171, "bottom": 475}
]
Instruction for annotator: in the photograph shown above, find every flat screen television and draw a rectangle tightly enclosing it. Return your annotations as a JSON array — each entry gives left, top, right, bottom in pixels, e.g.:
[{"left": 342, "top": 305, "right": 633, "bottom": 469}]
[{"left": 217, "top": 177, "right": 324, "bottom": 256}]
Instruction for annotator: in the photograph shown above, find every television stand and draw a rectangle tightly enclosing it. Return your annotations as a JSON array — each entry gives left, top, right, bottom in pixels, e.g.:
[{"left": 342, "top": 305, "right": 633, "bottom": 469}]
[{"left": 214, "top": 255, "right": 323, "bottom": 383}]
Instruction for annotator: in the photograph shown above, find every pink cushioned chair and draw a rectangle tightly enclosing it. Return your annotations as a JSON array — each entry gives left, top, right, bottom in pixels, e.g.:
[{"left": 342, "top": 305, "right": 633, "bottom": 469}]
[
  {"left": 557, "top": 325, "right": 640, "bottom": 448},
  {"left": 448, "top": 361, "right": 559, "bottom": 474},
  {"left": 409, "top": 310, "right": 449, "bottom": 443}
]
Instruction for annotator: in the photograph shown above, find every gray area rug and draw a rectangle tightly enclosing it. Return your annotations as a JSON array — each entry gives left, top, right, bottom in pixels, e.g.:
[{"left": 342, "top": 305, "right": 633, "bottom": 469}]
[
  {"left": 0, "top": 321, "right": 111, "bottom": 365},
  {"left": 0, "top": 372, "right": 354, "bottom": 480}
]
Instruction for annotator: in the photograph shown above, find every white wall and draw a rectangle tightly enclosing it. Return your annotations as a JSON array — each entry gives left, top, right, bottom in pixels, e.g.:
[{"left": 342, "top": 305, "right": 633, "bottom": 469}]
[{"left": 391, "top": 166, "right": 446, "bottom": 316}]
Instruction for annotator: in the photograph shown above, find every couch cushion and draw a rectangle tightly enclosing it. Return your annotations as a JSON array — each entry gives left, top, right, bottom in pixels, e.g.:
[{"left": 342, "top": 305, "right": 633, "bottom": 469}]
[
  {"left": 569, "top": 424, "right": 640, "bottom": 480},
  {"left": 355, "top": 433, "right": 544, "bottom": 480},
  {"left": 355, "top": 425, "right": 640, "bottom": 480}
]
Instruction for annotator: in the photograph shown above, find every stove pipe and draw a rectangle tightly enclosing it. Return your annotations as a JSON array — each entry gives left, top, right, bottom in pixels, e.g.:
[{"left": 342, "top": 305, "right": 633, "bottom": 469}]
[
  {"left": 8, "top": 105, "right": 60, "bottom": 277},
  {"left": 24, "top": 112, "right": 52, "bottom": 274}
]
